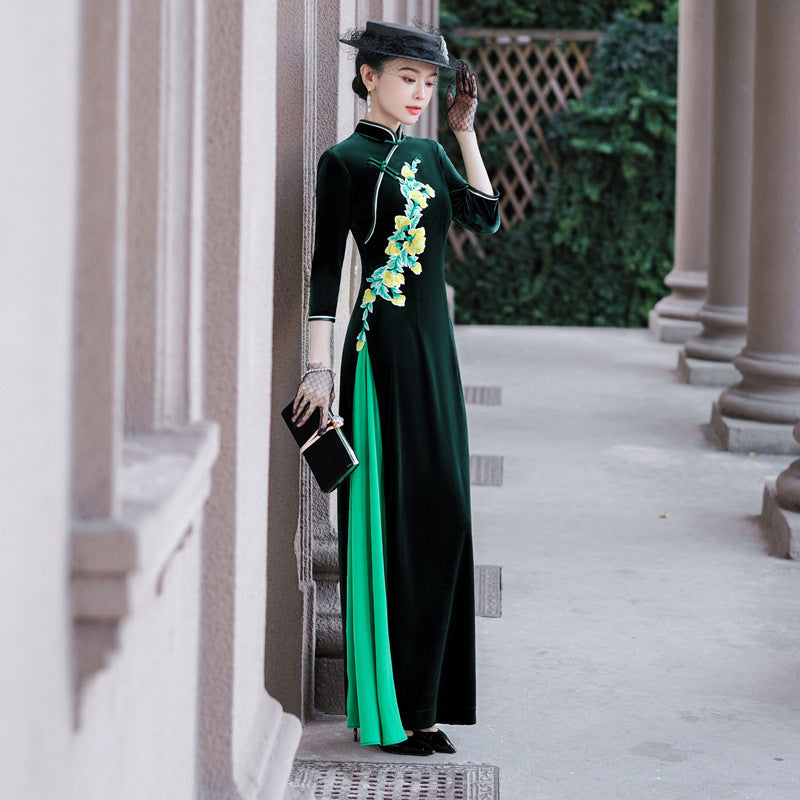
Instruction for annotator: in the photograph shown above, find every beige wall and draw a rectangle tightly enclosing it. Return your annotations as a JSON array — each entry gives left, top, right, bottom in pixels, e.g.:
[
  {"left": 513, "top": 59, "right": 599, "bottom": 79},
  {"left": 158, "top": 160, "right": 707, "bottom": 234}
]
[
  {"left": 1, "top": 0, "right": 301, "bottom": 798},
  {"left": 0, "top": 4, "right": 79, "bottom": 798}
]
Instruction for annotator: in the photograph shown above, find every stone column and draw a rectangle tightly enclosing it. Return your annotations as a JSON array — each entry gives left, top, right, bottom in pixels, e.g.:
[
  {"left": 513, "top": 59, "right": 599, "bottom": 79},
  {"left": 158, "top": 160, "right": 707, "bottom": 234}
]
[
  {"left": 266, "top": 0, "right": 317, "bottom": 724},
  {"left": 649, "top": 0, "right": 714, "bottom": 343},
  {"left": 759, "top": 0, "right": 800, "bottom": 556},
  {"left": 679, "top": 0, "right": 754, "bottom": 386},
  {"left": 200, "top": 1, "right": 302, "bottom": 797},
  {"left": 711, "top": 0, "right": 800, "bottom": 455}
]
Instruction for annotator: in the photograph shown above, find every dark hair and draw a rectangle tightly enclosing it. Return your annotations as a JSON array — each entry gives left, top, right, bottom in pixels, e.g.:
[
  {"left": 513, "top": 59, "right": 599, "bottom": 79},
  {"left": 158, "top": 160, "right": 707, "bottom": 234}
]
[{"left": 352, "top": 51, "right": 393, "bottom": 100}]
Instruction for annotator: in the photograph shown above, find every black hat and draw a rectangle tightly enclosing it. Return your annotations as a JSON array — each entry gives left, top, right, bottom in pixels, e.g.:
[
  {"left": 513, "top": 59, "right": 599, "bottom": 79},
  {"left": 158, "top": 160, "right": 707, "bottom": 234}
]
[{"left": 339, "top": 20, "right": 455, "bottom": 70}]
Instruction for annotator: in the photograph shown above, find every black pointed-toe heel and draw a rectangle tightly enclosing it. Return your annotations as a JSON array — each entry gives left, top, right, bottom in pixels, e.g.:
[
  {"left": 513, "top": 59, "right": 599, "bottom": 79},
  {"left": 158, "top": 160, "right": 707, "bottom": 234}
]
[
  {"left": 413, "top": 729, "right": 456, "bottom": 754},
  {"left": 379, "top": 733, "right": 435, "bottom": 756}
]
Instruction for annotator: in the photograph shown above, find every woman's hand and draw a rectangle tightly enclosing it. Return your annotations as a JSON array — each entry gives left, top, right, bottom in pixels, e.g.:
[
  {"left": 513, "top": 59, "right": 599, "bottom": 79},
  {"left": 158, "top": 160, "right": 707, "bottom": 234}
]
[
  {"left": 292, "top": 363, "right": 335, "bottom": 434},
  {"left": 446, "top": 61, "right": 479, "bottom": 133},
  {"left": 447, "top": 60, "right": 494, "bottom": 195}
]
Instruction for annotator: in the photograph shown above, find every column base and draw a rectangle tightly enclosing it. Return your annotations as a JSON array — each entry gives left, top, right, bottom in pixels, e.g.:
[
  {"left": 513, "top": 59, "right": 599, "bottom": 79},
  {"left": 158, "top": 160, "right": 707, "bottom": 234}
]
[
  {"left": 776, "top": 458, "right": 800, "bottom": 511},
  {"left": 719, "top": 350, "right": 800, "bottom": 423},
  {"left": 684, "top": 304, "right": 747, "bottom": 363},
  {"left": 761, "top": 480, "right": 800, "bottom": 559},
  {"left": 709, "top": 402, "right": 800, "bottom": 454},
  {"left": 649, "top": 308, "right": 703, "bottom": 344},
  {"left": 314, "top": 656, "right": 345, "bottom": 715},
  {"left": 677, "top": 351, "right": 741, "bottom": 386}
]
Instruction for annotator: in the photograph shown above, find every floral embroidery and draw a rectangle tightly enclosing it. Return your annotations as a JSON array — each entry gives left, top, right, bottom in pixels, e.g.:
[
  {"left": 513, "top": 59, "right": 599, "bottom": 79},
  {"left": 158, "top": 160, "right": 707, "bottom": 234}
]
[{"left": 356, "top": 158, "right": 435, "bottom": 351}]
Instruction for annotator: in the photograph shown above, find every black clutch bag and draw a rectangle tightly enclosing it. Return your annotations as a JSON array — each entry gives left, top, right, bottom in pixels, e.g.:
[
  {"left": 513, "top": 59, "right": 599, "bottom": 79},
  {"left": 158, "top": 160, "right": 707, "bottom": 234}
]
[{"left": 281, "top": 402, "right": 359, "bottom": 493}]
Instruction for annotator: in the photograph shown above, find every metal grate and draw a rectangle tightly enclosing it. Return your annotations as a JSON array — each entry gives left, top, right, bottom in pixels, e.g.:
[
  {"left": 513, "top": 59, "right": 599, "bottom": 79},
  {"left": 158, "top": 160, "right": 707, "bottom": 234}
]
[
  {"left": 469, "top": 455, "right": 503, "bottom": 486},
  {"left": 463, "top": 385, "right": 502, "bottom": 406},
  {"left": 444, "top": 28, "right": 600, "bottom": 260},
  {"left": 474, "top": 565, "right": 502, "bottom": 618},
  {"left": 288, "top": 761, "right": 500, "bottom": 800}
]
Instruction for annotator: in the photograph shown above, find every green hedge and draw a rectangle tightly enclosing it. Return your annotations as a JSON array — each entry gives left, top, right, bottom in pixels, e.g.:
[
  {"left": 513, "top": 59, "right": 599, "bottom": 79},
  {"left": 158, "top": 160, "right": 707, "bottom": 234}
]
[
  {"left": 441, "top": 0, "right": 677, "bottom": 30},
  {"left": 442, "top": 6, "right": 679, "bottom": 326}
]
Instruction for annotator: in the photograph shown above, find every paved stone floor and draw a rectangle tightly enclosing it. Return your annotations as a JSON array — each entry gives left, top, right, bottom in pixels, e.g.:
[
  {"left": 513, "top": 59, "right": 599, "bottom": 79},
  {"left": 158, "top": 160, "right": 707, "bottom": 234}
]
[{"left": 294, "top": 327, "right": 800, "bottom": 800}]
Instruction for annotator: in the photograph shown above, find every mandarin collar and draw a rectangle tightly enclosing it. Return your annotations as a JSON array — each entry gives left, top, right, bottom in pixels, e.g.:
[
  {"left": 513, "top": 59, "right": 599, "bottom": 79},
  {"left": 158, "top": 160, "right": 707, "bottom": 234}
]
[{"left": 356, "top": 119, "right": 405, "bottom": 143}]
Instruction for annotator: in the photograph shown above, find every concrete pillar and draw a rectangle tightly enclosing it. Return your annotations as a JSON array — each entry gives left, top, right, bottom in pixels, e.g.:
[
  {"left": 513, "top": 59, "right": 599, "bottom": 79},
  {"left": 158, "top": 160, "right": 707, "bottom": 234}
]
[
  {"left": 711, "top": 0, "right": 800, "bottom": 455},
  {"left": 125, "top": 0, "right": 195, "bottom": 432},
  {"left": 72, "top": 0, "right": 127, "bottom": 522},
  {"left": 70, "top": 0, "right": 129, "bottom": 693},
  {"left": 266, "top": 0, "right": 318, "bottom": 726},
  {"left": 649, "top": 0, "right": 714, "bottom": 343},
  {"left": 199, "top": 0, "right": 301, "bottom": 796},
  {"left": 760, "top": 15, "right": 800, "bottom": 550},
  {"left": 679, "top": 0, "right": 755, "bottom": 386}
]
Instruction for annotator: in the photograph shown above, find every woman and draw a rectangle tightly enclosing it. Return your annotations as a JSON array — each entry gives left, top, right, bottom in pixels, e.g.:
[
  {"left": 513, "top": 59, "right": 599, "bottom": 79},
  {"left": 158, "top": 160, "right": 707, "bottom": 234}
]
[{"left": 292, "top": 20, "right": 500, "bottom": 756}]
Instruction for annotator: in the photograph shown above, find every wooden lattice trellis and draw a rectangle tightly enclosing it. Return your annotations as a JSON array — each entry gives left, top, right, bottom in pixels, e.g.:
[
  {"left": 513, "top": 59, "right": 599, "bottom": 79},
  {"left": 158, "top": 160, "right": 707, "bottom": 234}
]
[{"left": 445, "top": 28, "right": 602, "bottom": 261}]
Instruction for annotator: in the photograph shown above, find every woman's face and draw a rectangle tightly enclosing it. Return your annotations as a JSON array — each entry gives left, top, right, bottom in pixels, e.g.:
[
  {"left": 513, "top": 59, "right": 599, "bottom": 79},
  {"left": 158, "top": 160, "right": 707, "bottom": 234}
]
[{"left": 362, "top": 58, "right": 438, "bottom": 129}]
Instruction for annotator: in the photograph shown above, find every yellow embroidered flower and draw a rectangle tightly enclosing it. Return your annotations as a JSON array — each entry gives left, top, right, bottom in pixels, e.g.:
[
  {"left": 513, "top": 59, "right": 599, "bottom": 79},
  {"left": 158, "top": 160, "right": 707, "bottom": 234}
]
[
  {"left": 409, "top": 189, "right": 428, "bottom": 208},
  {"left": 405, "top": 227, "right": 426, "bottom": 256},
  {"left": 355, "top": 157, "right": 432, "bottom": 352},
  {"left": 382, "top": 270, "right": 403, "bottom": 288}
]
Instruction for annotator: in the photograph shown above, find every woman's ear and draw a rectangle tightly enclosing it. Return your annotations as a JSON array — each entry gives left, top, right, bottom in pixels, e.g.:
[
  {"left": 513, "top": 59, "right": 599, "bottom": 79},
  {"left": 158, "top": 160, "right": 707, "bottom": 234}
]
[{"left": 360, "top": 63, "right": 375, "bottom": 91}]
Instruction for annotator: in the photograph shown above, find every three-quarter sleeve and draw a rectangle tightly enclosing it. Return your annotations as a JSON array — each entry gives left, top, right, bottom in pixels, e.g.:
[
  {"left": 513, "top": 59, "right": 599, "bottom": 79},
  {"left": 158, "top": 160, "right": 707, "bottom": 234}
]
[
  {"left": 308, "top": 149, "right": 353, "bottom": 321},
  {"left": 435, "top": 142, "right": 501, "bottom": 235}
]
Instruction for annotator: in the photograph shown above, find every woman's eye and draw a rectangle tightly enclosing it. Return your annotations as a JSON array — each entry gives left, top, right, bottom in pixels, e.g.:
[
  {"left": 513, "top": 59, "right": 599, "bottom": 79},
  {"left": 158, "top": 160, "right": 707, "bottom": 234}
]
[{"left": 403, "top": 77, "right": 415, "bottom": 84}]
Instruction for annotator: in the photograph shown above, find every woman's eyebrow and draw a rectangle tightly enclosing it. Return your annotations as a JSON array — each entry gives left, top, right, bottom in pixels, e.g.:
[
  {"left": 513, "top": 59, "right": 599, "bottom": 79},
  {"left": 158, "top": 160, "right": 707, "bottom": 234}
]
[{"left": 398, "top": 67, "right": 438, "bottom": 78}]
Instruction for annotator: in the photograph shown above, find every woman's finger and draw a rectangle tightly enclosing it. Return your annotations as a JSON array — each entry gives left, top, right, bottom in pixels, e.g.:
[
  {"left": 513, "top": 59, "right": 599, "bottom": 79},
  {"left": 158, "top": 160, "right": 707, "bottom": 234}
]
[
  {"left": 296, "top": 401, "right": 319, "bottom": 428},
  {"left": 318, "top": 405, "right": 330, "bottom": 436},
  {"left": 292, "top": 396, "right": 310, "bottom": 423}
]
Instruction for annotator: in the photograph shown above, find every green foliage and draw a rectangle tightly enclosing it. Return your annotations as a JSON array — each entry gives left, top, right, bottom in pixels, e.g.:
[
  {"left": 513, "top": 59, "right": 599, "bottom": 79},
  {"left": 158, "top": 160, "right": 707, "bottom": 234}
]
[
  {"left": 440, "top": 0, "right": 678, "bottom": 29},
  {"left": 447, "top": 12, "right": 678, "bottom": 327}
]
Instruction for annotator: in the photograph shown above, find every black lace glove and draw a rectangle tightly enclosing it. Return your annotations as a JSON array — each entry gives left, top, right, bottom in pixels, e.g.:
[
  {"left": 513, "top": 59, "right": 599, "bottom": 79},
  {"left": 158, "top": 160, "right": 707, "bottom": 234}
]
[
  {"left": 446, "top": 60, "right": 479, "bottom": 133},
  {"left": 292, "top": 363, "right": 335, "bottom": 434}
]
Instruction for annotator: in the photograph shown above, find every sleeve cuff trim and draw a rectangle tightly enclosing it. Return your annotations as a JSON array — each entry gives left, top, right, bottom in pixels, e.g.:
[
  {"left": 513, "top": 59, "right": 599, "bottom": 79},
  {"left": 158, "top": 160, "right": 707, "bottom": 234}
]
[
  {"left": 309, "top": 315, "right": 336, "bottom": 322},
  {"left": 468, "top": 185, "right": 500, "bottom": 200}
]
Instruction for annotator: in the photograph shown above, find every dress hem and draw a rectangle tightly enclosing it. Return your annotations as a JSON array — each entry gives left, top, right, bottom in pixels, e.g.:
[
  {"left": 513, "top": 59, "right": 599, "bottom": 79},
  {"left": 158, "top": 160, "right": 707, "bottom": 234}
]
[{"left": 400, "top": 706, "right": 477, "bottom": 730}]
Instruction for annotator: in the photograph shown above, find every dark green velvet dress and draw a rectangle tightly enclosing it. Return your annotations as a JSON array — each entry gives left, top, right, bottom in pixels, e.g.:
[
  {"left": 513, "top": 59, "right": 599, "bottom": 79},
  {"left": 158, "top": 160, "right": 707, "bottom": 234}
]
[{"left": 309, "top": 119, "right": 500, "bottom": 743}]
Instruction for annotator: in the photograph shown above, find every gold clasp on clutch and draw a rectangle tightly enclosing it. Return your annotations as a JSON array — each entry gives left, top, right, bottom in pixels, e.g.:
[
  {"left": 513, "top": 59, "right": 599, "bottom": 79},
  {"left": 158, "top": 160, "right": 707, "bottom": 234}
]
[{"left": 299, "top": 413, "right": 344, "bottom": 454}]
